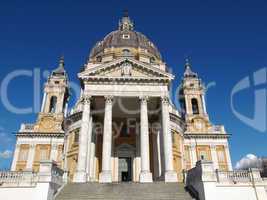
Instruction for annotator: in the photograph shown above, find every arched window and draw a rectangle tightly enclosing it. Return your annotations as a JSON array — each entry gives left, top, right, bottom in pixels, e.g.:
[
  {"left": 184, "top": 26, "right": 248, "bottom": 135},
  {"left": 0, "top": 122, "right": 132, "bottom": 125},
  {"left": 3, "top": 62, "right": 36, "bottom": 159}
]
[
  {"left": 191, "top": 98, "right": 199, "bottom": 114},
  {"left": 96, "top": 56, "right": 102, "bottom": 62},
  {"left": 49, "top": 96, "right": 57, "bottom": 113},
  {"left": 150, "top": 57, "right": 155, "bottom": 64},
  {"left": 122, "top": 49, "right": 131, "bottom": 56}
]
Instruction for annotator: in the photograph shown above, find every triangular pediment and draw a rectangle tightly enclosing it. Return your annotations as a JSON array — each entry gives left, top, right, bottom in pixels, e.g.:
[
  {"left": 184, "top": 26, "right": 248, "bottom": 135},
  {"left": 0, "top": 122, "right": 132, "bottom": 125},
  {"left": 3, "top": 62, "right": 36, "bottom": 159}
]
[{"left": 78, "top": 58, "right": 174, "bottom": 81}]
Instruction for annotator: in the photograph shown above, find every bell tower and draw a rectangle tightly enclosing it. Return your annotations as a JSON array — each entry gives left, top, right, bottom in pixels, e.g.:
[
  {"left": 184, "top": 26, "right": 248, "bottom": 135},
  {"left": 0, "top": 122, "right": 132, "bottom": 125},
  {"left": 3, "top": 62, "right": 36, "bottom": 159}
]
[
  {"left": 41, "top": 56, "right": 69, "bottom": 115},
  {"left": 179, "top": 59, "right": 208, "bottom": 122},
  {"left": 35, "top": 56, "right": 70, "bottom": 133}
]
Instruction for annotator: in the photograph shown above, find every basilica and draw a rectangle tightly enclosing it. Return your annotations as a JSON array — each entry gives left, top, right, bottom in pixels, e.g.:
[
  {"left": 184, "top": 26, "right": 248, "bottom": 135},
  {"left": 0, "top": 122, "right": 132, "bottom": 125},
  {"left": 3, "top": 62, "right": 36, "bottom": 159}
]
[{"left": 10, "top": 14, "right": 232, "bottom": 184}]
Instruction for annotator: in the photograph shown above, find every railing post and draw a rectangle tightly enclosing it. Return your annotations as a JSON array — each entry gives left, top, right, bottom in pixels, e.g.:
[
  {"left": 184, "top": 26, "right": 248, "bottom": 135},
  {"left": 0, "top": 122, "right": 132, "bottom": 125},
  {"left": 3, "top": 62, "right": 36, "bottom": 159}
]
[
  {"left": 39, "top": 160, "right": 54, "bottom": 182},
  {"left": 215, "top": 169, "right": 219, "bottom": 182}
]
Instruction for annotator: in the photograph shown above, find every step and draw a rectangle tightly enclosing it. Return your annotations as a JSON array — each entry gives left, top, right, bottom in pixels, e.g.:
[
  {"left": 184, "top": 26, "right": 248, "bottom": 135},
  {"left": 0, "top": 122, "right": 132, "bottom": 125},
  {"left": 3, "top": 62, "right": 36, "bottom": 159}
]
[{"left": 55, "top": 182, "right": 193, "bottom": 200}]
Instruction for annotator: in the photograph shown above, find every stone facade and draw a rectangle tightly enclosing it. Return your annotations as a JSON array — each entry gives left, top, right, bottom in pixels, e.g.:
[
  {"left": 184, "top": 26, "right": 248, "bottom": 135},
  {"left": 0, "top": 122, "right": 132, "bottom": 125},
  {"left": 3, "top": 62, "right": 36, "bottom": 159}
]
[{"left": 11, "top": 14, "right": 232, "bottom": 184}]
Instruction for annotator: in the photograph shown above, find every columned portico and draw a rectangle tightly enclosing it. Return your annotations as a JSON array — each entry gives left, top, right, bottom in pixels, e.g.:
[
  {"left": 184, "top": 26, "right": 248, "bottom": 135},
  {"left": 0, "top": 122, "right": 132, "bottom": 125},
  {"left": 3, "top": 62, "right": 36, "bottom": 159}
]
[
  {"left": 139, "top": 96, "right": 153, "bottom": 183},
  {"left": 99, "top": 96, "right": 113, "bottom": 183},
  {"left": 161, "top": 96, "right": 178, "bottom": 182},
  {"left": 8, "top": 14, "right": 234, "bottom": 195},
  {"left": 74, "top": 95, "right": 92, "bottom": 182}
]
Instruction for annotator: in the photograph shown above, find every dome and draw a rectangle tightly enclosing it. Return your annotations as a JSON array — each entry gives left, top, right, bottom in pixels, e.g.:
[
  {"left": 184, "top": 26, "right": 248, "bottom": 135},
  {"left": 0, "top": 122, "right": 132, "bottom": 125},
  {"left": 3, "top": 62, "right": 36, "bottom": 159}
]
[{"left": 89, "top": 14, "right": 162, "bottom": 62}]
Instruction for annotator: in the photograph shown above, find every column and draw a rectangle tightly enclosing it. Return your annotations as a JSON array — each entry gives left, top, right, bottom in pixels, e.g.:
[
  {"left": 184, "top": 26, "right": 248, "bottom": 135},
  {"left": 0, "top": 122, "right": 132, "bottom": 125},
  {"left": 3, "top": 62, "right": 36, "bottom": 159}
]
[
  {"left": 153, "top": 130, "right": 162, "bottom": 179},
  {"left": 99, "top": 96, "right": 113, "bottom": 183},
  {"left": 64, "top": 102, "right": 68, "bottom": 117},
  {"left": 91, "top": 128, "right": 97, "bottom": 181},
  {"left": 11, "top": 144, "right": 20, "bottom": 171},
  {"left": 63, "top": 133, "right": 70, "bottom": 182},
  {"left": 161, "top": 96, "right": 178, "bottom": 182},
  {"left": 86, "top": 116, "right": 94, "bottom": 181},
  {"left": 201, "top": 95, "right": 207, "bottom": 114},
  {"left": 74, "top": 95, "right": 91, "bottom": 182},
  {"left": 139, "top": 96, "right": 153, "bottom": 183},
  {"left": 224, "top": 145, "right": 233, "bottom": 170},
  {"left": 210, "top": 145, "right": 219, "bottom": 169},
  {"left": 135, "top": 130, "right": 141, "bottom": 182},
  {"left": 26, "top": 144, "right": 35, "bottom": 171},
  {"left": 41, "top": 92, "right": 47, "bottom": 112}
]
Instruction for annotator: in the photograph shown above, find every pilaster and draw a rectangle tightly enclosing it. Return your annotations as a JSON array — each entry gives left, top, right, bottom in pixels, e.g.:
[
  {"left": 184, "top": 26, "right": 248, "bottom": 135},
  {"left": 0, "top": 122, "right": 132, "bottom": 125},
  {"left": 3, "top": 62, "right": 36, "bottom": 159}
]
[
  {"left": 26, "top": 144, "right": 35, "bottom": 171},
  {"left": 11, "top": 144, "right": 20, "bottom": 171},
  {"left": 210, "top": 145, "right": 219, "bottom": 170}
]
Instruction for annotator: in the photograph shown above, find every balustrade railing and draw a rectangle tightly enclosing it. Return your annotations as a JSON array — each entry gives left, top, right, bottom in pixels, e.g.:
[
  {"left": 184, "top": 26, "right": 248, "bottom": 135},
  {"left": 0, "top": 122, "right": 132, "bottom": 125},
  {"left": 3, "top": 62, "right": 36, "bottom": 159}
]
[
  {"left": 0, "top": 161, "right": 64, "bottom": 188},
  {"left": 0, "top": 171, "right": 38, "bottom": 187},
  {"left": 19, "top": 123, "right": 35, "bottom": 132},
  {"left": 216, "top": 170, "right": 251, "bottom": 183},
  {"left": 208, "top": 125, "right": 225, "bottom": 133}
]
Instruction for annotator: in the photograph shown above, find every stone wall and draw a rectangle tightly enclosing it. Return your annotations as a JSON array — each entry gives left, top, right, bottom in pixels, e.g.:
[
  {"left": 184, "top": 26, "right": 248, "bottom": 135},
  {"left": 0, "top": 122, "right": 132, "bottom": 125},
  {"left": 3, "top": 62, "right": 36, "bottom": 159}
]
[{"left": 186, "top": 160, "right": 267, "bottom": 200}]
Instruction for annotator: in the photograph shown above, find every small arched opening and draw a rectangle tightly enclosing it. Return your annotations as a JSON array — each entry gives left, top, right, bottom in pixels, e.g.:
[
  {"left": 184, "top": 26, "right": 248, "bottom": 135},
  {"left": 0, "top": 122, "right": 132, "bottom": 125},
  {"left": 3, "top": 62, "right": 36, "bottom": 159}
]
[
  {"left": 49, "top": 96, "right": 57, "bottom": 113},
  {"left": 191, "top": 98, "right": 199, "bottom": 114}
]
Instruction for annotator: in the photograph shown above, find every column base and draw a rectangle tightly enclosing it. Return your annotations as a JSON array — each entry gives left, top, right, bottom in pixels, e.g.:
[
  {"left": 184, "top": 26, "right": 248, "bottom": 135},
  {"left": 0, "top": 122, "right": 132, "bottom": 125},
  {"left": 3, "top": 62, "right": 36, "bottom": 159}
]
[
  {"left": 99, "top": 171, "right": 112, "bottom": 183},
  {"left": 63, "top": 171, "right": 69, "bottom": 183},
  {"left": 140, "top": 171, "right": 153, "bottom": 183},
  {"left": 164, "top": 170, "right": 178, "bottom": 182},
  {"left": 73, "top": 171, "right": 87, "bottom": 183},
  {"left": 87, "top": 175, "right": 97, "bottom": 182}
]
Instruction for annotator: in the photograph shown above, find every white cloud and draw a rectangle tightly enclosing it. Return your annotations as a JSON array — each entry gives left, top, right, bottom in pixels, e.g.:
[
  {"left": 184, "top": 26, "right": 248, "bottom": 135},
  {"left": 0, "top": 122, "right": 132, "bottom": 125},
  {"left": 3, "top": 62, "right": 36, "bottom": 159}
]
[
  {"left": 0, "top": 150, "right": 13, "bottom": 159},
  {"left": 235, "top": 154, "right": 262, "bottom": 169}
]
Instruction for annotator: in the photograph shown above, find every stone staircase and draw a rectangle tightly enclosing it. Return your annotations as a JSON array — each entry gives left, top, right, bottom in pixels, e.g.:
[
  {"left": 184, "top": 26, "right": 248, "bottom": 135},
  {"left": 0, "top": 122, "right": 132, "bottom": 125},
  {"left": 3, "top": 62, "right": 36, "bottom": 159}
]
[{"left": 55, "top": 182, "right": 193, "bottom": 200}]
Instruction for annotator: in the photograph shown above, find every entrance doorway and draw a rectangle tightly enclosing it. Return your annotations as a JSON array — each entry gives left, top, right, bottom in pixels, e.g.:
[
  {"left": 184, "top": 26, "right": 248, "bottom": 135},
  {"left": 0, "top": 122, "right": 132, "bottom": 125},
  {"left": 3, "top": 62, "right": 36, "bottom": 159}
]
[{"left": 119, "top": 157, "right": 132, "bottom": 182}]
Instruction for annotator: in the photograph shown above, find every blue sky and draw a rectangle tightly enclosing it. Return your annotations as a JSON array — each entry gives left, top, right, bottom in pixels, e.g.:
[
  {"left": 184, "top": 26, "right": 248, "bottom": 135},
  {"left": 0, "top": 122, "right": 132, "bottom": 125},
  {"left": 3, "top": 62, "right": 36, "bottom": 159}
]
[{"left": 0, "top": 0, "right": 266, "bottom": 169}]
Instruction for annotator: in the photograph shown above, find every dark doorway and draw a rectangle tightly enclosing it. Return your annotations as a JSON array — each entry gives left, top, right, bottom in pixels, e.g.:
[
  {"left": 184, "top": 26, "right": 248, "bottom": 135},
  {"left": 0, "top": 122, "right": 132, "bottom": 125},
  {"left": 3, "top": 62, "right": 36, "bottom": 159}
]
[{"left": 119, "top": 157, "right": 132, "bottom": 182}]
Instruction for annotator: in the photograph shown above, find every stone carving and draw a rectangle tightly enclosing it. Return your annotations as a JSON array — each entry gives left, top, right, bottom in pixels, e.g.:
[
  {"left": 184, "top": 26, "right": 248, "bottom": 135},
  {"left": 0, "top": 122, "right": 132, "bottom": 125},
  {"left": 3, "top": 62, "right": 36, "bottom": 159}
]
[
  {"left": 139, "top": 96, "right": 149, "bottom": 104},
  {"left": 105, "top": 96, "right": 114, "bottom": 104},
  {"left": 82, "top": 95, "right": 91, "bottom": 104},
  {"left": 121, "top": 62, "right": 132, "bottom": 76},
  {"left": 38, "top": 116, "right": 56, "bottom": 131},
  {"left": 161, "top": 96, "right": 169, "bottom": 105}
]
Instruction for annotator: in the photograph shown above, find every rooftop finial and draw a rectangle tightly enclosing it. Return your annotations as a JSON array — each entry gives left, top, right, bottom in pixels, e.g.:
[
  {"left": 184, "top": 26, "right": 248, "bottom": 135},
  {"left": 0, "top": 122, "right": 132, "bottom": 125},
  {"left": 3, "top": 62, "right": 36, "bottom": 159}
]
[
  {"left": 185, "top": 58, "right": 191, "bottom": 68},
  {"left": 119, "top": 10, "right": 134, "bottom": 31},
  {"left": 184, "top": 57, "right": 198, "bottom": 78},
  {"left": 123, "top": 9, "right": 129, "bottom": 17},
  {"left": 52, "top": 55, "right": 66, "bottom": 76},
  {"left": 59, "top": 55, "right": 64, "bottom": 68}
]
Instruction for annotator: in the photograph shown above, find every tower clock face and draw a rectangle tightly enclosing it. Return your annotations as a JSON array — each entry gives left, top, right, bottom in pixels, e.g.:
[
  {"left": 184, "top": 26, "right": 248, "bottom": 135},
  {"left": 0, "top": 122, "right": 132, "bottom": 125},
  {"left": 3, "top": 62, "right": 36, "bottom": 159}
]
[{"left": 39, "top": 117, "right": 55, "bottom": 131}]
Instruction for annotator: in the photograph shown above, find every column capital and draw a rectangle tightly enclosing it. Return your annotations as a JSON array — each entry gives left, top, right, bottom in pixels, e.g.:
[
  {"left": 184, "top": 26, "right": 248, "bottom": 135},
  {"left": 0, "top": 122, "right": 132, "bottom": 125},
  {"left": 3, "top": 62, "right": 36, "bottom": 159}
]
[
  {"left": 104, "top": 95, "right": 114, "bottom": 104},
  {"left": 210, "top": 144, "right": 217, "bottom": 150},
  {"left": 139, "top": 96, "right": 149, "bottom": 103},
  {"left": 161, "top": 96, "right": 169, "bottom": 104},
  {"left": 51, "top": 144, "right": 58, "bottom": 150},
  {"left": 82, "top": 95, "right": 92, "bottom": 104}
]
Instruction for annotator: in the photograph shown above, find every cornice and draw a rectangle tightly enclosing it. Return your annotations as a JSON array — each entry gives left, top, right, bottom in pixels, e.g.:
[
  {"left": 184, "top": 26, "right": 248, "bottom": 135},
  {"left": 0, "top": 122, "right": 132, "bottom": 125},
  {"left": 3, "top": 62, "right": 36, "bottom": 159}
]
[
  {"left": 183, "top": 133, "right": 231, "bottom": 139},
  {"left": 16, "top": 132, "right": 64, "bottom": 137},
  {"left": 79, "top": 57, "right": 174, "bottom": 80}
]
